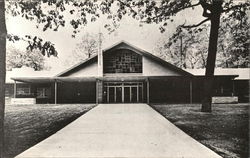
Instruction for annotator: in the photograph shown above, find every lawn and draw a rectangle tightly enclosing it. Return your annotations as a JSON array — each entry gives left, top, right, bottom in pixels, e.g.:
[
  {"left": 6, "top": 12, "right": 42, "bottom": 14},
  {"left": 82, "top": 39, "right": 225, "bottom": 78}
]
[
  {"left": 4, "top": 104, "right": 96, "bottom": 158},
  {"left": 151, "top": 103, "right": 249, "bottom": 158}
]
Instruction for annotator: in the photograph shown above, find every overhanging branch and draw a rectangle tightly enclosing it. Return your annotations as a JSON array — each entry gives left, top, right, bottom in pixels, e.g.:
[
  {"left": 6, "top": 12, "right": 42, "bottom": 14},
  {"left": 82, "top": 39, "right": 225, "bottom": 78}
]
[
  {"left": 175, "top": 2, "right": 201, "bottom": 13},
  {"left": 181, "top": 18, "right": 210, "bottom": 28}
]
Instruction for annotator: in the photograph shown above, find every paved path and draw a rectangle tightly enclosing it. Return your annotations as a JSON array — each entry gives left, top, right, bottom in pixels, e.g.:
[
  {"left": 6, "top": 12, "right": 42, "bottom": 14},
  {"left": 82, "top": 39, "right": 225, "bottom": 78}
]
[{"left": 17, "top": 104, "right": 221, "bottom": 158}]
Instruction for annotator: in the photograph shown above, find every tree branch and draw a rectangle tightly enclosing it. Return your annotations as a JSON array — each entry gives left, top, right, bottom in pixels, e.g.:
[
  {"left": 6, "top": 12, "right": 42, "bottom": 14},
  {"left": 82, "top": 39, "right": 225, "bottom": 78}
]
[
  {"left": 181, "top": 18, "right": 210, "bottom": 28},
  {"left": 199, "top": 0, "right": 212, "bottom": 17},
  {"left": 175, "top": 2, "right": 201, "bottom": 13}
]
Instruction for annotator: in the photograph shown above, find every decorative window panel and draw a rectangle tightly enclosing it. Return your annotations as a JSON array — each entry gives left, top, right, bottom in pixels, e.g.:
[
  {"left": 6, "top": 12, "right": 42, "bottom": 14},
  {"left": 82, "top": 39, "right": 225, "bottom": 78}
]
[{"left": 104, "top": 49, "right": 142, "bottom": 73}]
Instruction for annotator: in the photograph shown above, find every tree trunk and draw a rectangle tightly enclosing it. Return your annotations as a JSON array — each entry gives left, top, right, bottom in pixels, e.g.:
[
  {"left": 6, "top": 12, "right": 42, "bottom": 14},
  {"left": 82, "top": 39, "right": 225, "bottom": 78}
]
[
  {"left": 201, "top": 1, "right": 222, "bottom": 112},
  {"left": 0, "top": 0, "right": 6, "bottom": 156}
]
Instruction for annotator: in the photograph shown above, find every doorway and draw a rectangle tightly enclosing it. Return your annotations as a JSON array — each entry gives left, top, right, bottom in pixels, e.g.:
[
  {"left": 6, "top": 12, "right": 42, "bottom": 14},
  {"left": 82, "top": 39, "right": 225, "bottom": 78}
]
[{"left": 103, "top": 82, "right": 143, "bottom": 103}]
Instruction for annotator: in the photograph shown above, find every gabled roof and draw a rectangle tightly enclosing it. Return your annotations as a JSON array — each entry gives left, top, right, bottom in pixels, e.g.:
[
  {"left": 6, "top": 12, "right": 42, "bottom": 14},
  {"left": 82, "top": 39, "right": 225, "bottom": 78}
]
[{"left": 56, "top": 41, "right": 193, "bottom": 77}]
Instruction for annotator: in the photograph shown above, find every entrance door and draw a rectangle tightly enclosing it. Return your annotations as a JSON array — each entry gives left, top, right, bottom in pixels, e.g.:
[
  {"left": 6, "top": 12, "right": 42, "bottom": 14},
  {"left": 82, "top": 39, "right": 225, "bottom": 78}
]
[
  {"left": 131, "top": 87, "right": 138, "bottom": 102},
  {"left": 124, "top": 87, "right": 130, "bottom": 103},
  {"left": 116, "top": 87, "right": 122, "bottom": 102},
  {"left": 104, "top": 82, "right": 143, "bottom": 103},
  {"left": 108, "top": 87, "right": 115, "bottom": 103}
]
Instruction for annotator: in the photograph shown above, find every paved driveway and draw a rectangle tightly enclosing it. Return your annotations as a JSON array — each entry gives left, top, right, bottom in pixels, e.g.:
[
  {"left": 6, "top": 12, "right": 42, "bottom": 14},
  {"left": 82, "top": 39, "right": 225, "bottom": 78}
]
[{"left": 16, "top": 104, "right": 221, "bottom": 158}]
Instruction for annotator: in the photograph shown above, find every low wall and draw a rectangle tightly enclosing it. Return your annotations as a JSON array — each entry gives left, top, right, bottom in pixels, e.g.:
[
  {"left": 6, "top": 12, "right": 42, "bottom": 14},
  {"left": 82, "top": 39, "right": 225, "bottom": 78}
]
[
  {"left": 212, "top": 96, "right": 238, "bottom": 104},
  {"left": 11, "top": 98, "right": 36, "bottom": 104}
]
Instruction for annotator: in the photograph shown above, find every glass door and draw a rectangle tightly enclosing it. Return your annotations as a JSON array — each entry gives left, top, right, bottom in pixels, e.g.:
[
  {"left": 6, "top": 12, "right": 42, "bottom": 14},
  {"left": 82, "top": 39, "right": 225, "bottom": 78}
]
[
  {"left": 108, "top": 87, "right": 115, "bottom": 103},
  {"left": 116, "top": 87, "right": 122, "bottom": 103},
  {"left": 124, "top": 87, "right": 130, "bottom": 103},
  {"left": 131, "top": 87, "right": 138, "bottom": 102},
  {"left": 103, "top": 82, "right": 144, "bottom": 103}
]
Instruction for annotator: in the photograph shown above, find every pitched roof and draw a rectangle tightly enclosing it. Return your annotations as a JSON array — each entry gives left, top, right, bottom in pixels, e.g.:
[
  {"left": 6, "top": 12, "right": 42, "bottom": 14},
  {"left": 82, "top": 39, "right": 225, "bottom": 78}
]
[
  {"left": 56, "top": 41, "right": 193, "bottom": 77},
  {"left": 185, "top": 68, "right": 250, "bottom": 80}
]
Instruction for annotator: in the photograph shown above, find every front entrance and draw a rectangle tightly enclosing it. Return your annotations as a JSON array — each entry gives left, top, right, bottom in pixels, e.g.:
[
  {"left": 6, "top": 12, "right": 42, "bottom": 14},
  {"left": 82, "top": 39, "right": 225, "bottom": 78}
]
[{"left": 103, "top": 82, "right": 143, "bottom": 103}]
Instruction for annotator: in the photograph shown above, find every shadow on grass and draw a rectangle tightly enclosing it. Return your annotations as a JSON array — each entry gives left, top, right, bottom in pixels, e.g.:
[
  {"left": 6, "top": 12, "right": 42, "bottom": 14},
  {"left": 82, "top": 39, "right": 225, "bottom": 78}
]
[
  {"left": 4, "top": 104, "right": 96, "bottom": 158},
  {"left": 150, "top": 103, "right": 249, "bottom": 158}
]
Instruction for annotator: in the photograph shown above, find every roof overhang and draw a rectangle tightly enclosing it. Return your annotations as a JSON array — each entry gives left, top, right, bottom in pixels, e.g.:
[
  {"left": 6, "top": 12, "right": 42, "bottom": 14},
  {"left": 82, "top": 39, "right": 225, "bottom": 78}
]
[
  {"left": 11, "top": 77, "right": 96, "bottom": 83},
  {"left": 11, "top": 75, "right": 237, "bottom": 84},
  {"left": 194, "top": 75, "right": 238, "bottom": 80},
  {"left": 11, "top": 76, "right": 193, "bottom": 83}
]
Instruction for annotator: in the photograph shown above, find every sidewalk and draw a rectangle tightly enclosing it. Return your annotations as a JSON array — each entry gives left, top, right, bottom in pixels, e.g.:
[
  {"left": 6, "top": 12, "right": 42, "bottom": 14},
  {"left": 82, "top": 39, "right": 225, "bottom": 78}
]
[{"left": 16, "top": 104, "right": 221, "bottom": 158}]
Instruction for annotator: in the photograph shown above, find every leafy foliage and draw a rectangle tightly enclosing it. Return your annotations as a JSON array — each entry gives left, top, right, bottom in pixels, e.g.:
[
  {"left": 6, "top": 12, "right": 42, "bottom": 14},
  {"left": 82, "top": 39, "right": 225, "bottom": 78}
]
[
  {"left": 5, "top": 0, "right": 250, "bottom": 57},
  {"left": 6, "top": 46, "right": 49, "bottom": 71},
  {"left": 7, "top": 34, "right": 57, "bottom": 57},
  {"left": 64, "top": 32, "right": 102, "bottom": 67},
  {"left": 153, "top": 27, "right": 209, "bottom": 69},
  {"left": 155, "top": 9, "right": 250, "bottom": 68}
]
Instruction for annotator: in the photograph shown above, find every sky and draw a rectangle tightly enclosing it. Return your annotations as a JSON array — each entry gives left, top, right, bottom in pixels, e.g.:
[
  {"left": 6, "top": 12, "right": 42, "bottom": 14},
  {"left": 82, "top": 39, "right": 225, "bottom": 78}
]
[{"left": 6, "top": 1, "right": 204, "bottom": 73}]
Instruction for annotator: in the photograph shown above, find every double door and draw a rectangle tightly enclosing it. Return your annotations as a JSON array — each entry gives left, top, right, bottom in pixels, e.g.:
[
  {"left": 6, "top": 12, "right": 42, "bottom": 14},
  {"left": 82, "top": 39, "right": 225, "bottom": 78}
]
[{"left": 104, "top": 82, "right": 143, "bottom": 103}]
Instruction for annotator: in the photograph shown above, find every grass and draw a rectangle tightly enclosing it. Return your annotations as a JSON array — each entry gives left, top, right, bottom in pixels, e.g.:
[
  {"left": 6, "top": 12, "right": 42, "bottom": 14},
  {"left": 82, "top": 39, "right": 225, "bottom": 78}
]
[
  {"left": 151, "top": 103, "right": 249, "bottom": 158},
  {"left": 4, "top": 104, "right": 96, "bottom": 158}
]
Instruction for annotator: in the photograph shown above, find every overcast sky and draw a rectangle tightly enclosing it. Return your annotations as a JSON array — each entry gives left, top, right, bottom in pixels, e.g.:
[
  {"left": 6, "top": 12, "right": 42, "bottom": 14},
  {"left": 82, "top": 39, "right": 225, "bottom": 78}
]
[{"left": 6, "top": 2, "right": 204, "bottom": 73}]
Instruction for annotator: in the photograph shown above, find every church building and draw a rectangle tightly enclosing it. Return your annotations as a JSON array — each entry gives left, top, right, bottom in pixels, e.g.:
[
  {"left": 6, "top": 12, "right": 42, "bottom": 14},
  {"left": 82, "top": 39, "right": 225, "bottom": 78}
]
[{"left": 9, "top": 41, "right": 242, "bottom": 104}]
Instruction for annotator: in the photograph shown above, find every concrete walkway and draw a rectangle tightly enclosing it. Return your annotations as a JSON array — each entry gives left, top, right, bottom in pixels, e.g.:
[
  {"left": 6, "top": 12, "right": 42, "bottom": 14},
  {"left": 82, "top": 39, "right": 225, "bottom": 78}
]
[{"left": 16, "top": 104, "right": 221, "bottom": 158}]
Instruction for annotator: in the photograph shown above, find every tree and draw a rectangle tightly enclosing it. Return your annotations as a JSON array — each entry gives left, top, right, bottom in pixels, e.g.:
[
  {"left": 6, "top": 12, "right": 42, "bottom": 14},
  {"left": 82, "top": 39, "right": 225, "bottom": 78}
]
[
  {"left": 1, "top": 1, "right": 58, "bottom": 157},
  {"left": 155, "top": 8, "right": 250, "bottom": 68},
  {"left": 6, "top": 46, "right": 49, "bottom": 71},
  {"left": 153, "top": 9, "right": 250, "bottom": 69},
  {"left": 0, "top": 1, "right": 6, "bottom": 157},
  {"left": 153, "top": 27, "right": 209, "bottom": 69},
  {"left": 64, "top": 32, "right": 102, "bottom": 67},
  {"left": 217, "top": 11, "right": 250, "bottom": 68}
]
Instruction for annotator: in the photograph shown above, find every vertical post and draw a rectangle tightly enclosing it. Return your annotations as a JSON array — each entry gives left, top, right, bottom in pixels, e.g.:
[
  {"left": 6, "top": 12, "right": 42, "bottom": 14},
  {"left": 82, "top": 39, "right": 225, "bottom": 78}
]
[
  {"left": 142, "top": 82, "right": 144, "bottom": 102},
  {"left": 98, "top": 31, "right": 103, "bottom": 77},
  {"left": 232, "top": 80, "right": 235, "bottom": 96},
  {"left": 54, "top": 80, "right": 57, "bottom": 104},
  {"left": 14, "top": 80, "right": 17, "bottom": 98},
  {"left": 137, "top": 85, "right": 139, "bottom": 102},
  {"left": 190, "top": 79, "right": 193, "bottom": 104},
  {"left": 96, "top": 80, "right": 98, "bottom": 104},
  {"left": 96, "top": 79, "right": 103, "bottom": 104},
  {"left": 114, "top": 87, "right": 117, "bottom": 103},
  {"left": 180, "top": 35, "right": 183, "bottom": 68},
  {"left": 129, "top": 87, "right": 132, "bottom": 102},
  {"left": 122, "top": 83, "right": 124, "bottom": 103},
  {"left": 147, "top": 78, "right": 150, "bottom": 104}
]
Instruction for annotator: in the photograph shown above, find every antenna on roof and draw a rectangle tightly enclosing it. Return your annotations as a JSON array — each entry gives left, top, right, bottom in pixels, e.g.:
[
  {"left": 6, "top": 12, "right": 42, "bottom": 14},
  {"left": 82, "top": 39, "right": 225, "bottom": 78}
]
[{"left": 97, "top": 26, "right": 103, "bottom": 77}]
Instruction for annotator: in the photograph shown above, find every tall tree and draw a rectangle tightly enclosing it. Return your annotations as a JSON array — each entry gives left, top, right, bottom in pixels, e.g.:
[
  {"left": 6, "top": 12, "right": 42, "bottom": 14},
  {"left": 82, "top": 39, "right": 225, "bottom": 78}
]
[
  {"left": 64, "top": 32, "right": 103, "bottom": 67},
  {"left": 1, "top": 1, "right": 58, "bottom": 157},
  {"left": 6, "top": 46, "right": 49, "bottom": 71},
  {"left": 153, "top": 27, "right": 209, "bottom": 69},
  {"left": 0, "top": 0, "right": 6, "bottom": 157},
  {"left": 154, "top": 9, "right": 249, "bottom": 69},
  {"left": 155, "top": 8, "right": 250, "bottom": 68}
]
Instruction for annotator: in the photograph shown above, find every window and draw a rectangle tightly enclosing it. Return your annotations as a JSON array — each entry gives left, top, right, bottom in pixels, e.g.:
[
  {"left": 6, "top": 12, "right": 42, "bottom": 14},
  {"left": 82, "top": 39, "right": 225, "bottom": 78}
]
[
  {"left": 104, "top": 49, "right": 142, "bottom": 73},
  {"left": 17, "top": 87, "right": 31, "bottom": 95},
  {"left": 37, "top": 88, "right": 51, "bottom": 98}
]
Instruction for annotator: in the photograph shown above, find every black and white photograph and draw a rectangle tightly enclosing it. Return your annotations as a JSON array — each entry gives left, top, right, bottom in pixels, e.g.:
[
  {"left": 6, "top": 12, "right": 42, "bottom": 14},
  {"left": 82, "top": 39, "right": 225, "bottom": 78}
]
[{"left": 0, "top": 0, "right": 249, "bottom": 158}]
